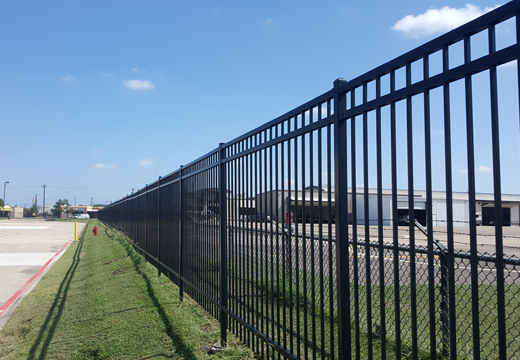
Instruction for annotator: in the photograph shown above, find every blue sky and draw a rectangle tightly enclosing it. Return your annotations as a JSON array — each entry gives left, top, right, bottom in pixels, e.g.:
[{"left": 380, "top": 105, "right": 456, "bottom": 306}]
[{"left": 1, "top": 1, "right": 517, "bottom": 207}]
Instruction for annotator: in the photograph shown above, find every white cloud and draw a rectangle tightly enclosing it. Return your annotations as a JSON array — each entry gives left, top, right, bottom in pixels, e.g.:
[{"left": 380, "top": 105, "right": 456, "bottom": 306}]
[
  {"left": 91, "top": 163, "right": 116, "bottom": 170},
  {"left": 131, "top": 67, "right": 139, "bottom": 73},
  {"left": 154, "top": 70, "right": 165, "bottom": 79},
  {"left": 460, "top": 165, "right": 493, "bottom": 174},
  {"left": 123, "top": 79, "right": 156, "bottom": 90},
  {"left": 501, "top": 59, "right": 517, "bottom": 68},
  {"left": 392, "top": 4, "right": 500, "bottom": 38},
  {"left": 60, "top": 75, "right": 77, "bottom": 83},
  {"left": 264, "top": 18, "right": 273, "bottom": 26},
  {"left": 476, "top": 165, "right": 492, "bottom": 173},
  {"left": 140, "top": 158, "right": 158, "bottom": 166},
  {"left": 101, "top": 72, "right": 114, "bottom": 78}
]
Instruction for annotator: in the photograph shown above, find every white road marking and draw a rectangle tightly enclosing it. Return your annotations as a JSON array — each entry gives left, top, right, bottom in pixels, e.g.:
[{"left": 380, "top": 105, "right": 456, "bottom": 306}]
[
  {"left": 0, "top": 226, "right": 50, "bottom": 230},
  {"left": 0, "top": 253, "right": 56, "bottom": 266}
]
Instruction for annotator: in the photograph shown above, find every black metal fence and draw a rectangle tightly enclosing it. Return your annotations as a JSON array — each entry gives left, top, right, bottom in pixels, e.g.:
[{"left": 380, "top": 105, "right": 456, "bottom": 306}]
[{"left": 99, "top": 2, "right": 520, "bottom": 359}]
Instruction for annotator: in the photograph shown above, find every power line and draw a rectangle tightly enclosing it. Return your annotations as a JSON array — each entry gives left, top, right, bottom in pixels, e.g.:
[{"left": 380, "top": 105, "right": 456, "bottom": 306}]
[{"left": 8, "top": 185, "right": 130, "bottom": 191}]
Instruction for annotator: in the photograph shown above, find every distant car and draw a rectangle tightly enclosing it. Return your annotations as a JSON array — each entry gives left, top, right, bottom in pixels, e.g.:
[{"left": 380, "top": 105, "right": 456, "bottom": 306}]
[
  {"left": 285, "top": 211, "right": 295, "bottom": 232},
  {"left": 476, "top": 212, "right": 482, "bottom": 226},
  {"left": 398, "top": 215, "right": 410, "bottom": 226},
  {"left": 257, "top": 213, "right": 270, "bottom": 222},
  {"left": 72, "top": 214, "right": 90, "bottom": 219}
]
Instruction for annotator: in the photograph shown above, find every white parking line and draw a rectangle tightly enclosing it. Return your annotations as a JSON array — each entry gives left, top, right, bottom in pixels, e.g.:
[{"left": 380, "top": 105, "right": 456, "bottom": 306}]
[
  {"left": 0, "top": 226, "right": 50, "bottom": 230},
  {"left": 0, "top": 253, "right": 57, "bottom": 266}
]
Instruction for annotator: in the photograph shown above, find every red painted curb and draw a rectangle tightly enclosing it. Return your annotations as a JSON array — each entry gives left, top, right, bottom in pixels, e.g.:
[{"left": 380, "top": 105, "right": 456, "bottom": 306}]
[{"left": 0, "top": 239, "right": 74, "bottom": 315}]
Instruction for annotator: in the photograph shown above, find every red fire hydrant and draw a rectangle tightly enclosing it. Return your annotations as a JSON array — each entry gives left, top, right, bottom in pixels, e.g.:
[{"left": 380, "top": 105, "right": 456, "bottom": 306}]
[{"left": 93, "top": 226, "right": 98, "bottom": 236}]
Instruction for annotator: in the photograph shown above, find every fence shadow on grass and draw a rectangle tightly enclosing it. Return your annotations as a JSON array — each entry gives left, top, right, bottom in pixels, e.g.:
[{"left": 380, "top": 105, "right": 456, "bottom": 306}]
[
  {"left": 104, "top": 226, "right": 198, "bottom": 360},
  {"left": 27, "top": 221, "right": 87, "bottom": 360}
]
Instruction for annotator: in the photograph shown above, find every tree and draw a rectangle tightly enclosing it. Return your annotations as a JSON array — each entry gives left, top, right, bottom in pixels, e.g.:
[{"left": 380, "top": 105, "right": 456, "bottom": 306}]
[
  {"left": 24, "top": 205, "right": 38, "bottom": 217},
  {"left": 65, "top": 205, "right": 75, "bottom": 218},
  {"left": 0, "top": 198, "right": 4, "bottom": 207},
  {"left": 51, "top": 199, "right": 70, "bottom": 218}
]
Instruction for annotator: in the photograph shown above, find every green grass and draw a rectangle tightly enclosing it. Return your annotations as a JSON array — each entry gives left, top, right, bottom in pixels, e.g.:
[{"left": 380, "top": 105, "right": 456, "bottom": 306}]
[
  {"left": 227, "top": 263, "right": 437, "bottom": 359},
  {"left": 0, "top": 220, "right": 253, "bottom": 360},
  {"left": 227, "top": 256, "right": 520, "bottom": 359}
]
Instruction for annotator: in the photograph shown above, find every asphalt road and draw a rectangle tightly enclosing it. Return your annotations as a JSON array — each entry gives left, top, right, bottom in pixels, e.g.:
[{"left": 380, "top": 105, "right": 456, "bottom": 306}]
[{"left": 222, "top": 222, "right": 520, "bottom": 287}]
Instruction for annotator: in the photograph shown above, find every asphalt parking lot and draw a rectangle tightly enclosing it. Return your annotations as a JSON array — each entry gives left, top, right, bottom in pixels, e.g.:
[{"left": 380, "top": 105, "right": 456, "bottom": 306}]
[
  {"left": 0, "top": 219, "right": 85, "bottom": 327},
  {"left": 236, "top": 220, "right": 520, "bottom": 256}
]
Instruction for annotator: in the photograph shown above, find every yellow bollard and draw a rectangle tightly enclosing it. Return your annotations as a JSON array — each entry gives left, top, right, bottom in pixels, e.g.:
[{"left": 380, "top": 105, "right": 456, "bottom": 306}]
[{"left": 75, "top": 222, "right": 78, "bottom": 241}]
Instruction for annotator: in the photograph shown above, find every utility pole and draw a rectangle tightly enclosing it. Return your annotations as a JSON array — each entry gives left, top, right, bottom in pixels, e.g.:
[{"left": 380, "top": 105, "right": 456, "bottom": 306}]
[
  {"left": 2, "top": 181, "right": 8, "bottom": 205},
  {"left": 91, "top": 197, "right": 93, "bottom": 206},
  {"left": 43, "top": 185, "right": 46, "bottom": 219},
  {"left": 2, "top": 181, "right": 8, "bottom": 218},
  {"left": 74, "top": 195, "right": 76, "bottom": 206}
]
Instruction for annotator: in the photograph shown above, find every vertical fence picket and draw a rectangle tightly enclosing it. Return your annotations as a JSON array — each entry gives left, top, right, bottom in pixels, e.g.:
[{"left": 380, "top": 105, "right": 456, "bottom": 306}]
[
  {"left": 489, "top": 23, "right": 507, "bottom": 360},
  {"left": 157, "top": 176, "right": 161, "bottom": 277},
  {"left": 219, "top": 144, "right": 228, "bottom": 346},
  {"left": 333, "top": 78, "right": 351, "bottom": 360},
  {"left": 179, "top": 167, "right": 184, "bottom": 301},
  {"left": 464, "top": 34, "right": 481, "bottom": 360}
]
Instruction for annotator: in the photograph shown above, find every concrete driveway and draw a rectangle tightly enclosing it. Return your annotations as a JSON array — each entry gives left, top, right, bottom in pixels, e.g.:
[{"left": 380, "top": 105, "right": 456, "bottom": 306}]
[{"left": 0, "top": 219, "right": 86, "bottom": 328}]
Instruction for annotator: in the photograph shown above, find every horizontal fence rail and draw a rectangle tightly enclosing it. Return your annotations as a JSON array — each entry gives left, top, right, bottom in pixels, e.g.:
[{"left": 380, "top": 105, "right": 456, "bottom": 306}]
[{"left": 99, "top": 2, "right": 520, "bottom": 359}]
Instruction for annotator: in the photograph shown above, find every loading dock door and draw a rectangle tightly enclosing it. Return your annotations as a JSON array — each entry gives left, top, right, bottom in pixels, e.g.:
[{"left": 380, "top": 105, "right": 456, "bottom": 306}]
[
  {"left": 414, "top": 210, "right": 426, "bottom": 226},
  {"left": 482, "top": 207, "right": 511, "bottom": 226},
  {"left": 397, "top": 208, "right": 427, "bottom": 226}
]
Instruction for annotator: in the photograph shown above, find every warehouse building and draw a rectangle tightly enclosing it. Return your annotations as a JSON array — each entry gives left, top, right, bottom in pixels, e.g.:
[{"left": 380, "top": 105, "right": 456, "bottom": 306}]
[{"left": 232, "top": 187, "right": 520, "bottom": 227}]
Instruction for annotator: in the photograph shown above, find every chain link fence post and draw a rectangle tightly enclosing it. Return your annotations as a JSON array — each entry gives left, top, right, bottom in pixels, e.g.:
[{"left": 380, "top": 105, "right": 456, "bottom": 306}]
[
  {"left": 415, "top": 219, "right": 450, "bottom": 355},
  {"left": 440, "top": 250, "right": 450, "bottom": 356}
]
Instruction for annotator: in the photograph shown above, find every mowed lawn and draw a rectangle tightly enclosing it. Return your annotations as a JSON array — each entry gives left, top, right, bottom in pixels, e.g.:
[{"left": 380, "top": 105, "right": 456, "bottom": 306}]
[{"left": 0, "top": 220, "right": 253, "bottom": 360}]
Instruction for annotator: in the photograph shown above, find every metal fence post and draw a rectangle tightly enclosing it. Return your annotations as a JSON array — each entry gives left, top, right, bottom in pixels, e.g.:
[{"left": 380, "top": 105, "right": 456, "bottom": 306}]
[
  {"left": 157, "top": 176, "right": 161, "bottom": 277},
  {"left": 179, "top": 167, "right": 184, "bottom": 301},
  {"left": 333, "top": 78, "right": 351, "bottom": 360},
  {"left": 145, "top": 184, "right": 148, "bottom": 256},
  {"left": 130, "top": 193, "right": 133, "bottom": 240},
  {"left": 136, "top": 191, "right": 139, "bottom": 246},
  {"left": 219, "top": 143, "right": 228, "bottom": 346}
]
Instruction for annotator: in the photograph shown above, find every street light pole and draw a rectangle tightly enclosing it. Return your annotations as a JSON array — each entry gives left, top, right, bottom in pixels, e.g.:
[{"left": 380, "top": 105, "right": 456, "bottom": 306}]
[
  {"left": 43, "top": 185, "right": 46, "bottom": 219},
  {"left": 3, "top": 181, "right": 8, "bottom": 218}
]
